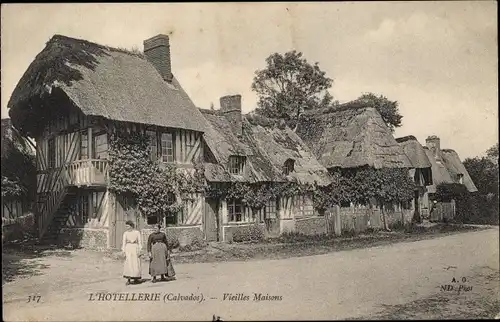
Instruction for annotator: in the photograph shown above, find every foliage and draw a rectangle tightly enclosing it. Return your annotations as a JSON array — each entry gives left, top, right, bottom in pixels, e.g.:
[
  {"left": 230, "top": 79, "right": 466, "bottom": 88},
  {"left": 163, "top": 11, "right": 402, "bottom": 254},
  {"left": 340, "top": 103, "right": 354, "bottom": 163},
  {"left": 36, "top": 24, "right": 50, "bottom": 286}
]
[
  {"left": 1, "top": 177, "right": 26, "bottom": 199},
  {"left": 486, "top": 143, "right": 498, "bottom": 159},
  {"left": 463, "top": 146, "right": 499, "bottom": 225},
  {"left": 1, "top": 124, "right": 36, "bottom": 200},
  {"left": 354, "top": 93, "right": 402, "bottom": 132},
  {"left": 231, "top": 224, "right": 265, "bottom": 243},
  {"left": 251, "top": 50, "right": 333, "bottom": 130},
  {"left": 108, "top": 130, "right": 205, "bottom": 218},
  {"left": 327, "top": 167, "right": 415, "bottom": 206}
]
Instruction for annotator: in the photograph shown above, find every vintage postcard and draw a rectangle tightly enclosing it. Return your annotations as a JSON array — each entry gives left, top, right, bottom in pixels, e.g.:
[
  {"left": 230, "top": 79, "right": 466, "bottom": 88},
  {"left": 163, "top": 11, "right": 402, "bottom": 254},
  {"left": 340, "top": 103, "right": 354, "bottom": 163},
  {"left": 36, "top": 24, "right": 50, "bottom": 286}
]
[{"left": 1, "top": 2, "right": 498, "bottom": 321}]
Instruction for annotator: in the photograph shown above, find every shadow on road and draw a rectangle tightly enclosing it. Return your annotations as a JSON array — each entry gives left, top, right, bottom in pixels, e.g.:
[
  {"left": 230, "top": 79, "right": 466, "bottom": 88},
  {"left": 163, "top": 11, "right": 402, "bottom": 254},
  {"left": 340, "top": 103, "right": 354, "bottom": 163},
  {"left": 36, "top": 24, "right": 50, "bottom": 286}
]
[{"left": 2, "top": 241, "right": 73, "bottom": 285}]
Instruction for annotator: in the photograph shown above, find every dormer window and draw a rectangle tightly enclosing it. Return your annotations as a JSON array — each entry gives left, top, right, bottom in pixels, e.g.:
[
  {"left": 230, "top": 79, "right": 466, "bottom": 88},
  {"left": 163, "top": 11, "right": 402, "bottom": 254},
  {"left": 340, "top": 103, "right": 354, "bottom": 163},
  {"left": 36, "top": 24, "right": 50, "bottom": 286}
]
[
  {"left": 283, "top": 159, "right": 295, "bottom": 175},
  {"left": 457, "top": 174, "right": 464, "bottom": 184},
  {"left": 229, "top": 156, "right": 246, "bottom": 175}
]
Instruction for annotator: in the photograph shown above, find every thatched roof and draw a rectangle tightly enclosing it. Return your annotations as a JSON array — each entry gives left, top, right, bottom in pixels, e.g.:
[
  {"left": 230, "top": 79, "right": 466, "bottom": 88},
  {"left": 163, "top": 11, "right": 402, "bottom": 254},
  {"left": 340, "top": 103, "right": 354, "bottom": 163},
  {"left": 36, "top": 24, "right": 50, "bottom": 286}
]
[
  {"left": 396, "top": 136, "right": 433, "bottom": 185},
  {"left": 8, "top": 35, "right": 207, "bottom": 136},
  {"left": 396, "top": 136, "right": 432, "bottom": 169},
  {"left": 200, "top": 109, "right": 331, "bottom": 186},
  {"left": 424, "top": 147, "right": 477, "bottom": 193},
  {"left": 296, "top": 105, "right": 411, "bottom": 169},
  {"left": 441, "top": 149, "right": 478, "bottom": 193}
]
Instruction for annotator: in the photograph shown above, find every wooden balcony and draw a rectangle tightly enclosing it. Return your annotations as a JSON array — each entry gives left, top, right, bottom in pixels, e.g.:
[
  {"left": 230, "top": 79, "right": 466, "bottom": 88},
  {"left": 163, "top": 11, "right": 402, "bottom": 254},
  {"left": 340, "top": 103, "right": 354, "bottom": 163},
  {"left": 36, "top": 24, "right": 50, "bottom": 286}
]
[{"left": 66, "top": 159, "right": 109, "bottom": 186}]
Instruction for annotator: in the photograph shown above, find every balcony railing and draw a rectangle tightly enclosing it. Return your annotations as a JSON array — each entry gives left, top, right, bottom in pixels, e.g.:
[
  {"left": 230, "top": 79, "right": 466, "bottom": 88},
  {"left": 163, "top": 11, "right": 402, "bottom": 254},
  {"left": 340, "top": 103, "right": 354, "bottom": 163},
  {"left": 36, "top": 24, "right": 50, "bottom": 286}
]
[{"left": 66, "top": 159, "right": 109, "bottom": 186}]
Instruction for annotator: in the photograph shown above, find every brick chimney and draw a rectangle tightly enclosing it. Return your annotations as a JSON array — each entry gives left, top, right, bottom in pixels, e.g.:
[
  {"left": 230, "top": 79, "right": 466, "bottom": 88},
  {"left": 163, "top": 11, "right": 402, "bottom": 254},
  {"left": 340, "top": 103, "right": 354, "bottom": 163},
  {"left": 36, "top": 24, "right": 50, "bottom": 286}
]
[
  {"left": 426, "top": 135, "right": 441, "bottom": 161},
  {"left": 220, "top": 95, "right": 242, "bottom": 137},
  {"left": 143, "top": 34, "right": 173, "bottom": 82}
]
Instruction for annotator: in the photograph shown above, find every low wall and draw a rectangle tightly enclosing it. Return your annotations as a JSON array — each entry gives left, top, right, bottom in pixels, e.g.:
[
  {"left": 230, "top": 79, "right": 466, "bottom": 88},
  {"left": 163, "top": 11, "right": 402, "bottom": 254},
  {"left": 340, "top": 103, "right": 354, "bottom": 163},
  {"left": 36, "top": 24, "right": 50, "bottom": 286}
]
[
  {"left": 2, "top": 213, "right": 36, "bottom": 244},
  {"left": 223, "top": 223, "right": 265, "bottom": 242},
  {"left": 140, "top": 225, "right": 204, "bottom": 250},
  {"left": 279, "top": 218, "right": 296, "bottom": 234},
  {"left": 295, "top": 216, "right": 327, "bottom": 236},
  {"left": 58, "top": 228, "right": 109, "bottom": 250}
]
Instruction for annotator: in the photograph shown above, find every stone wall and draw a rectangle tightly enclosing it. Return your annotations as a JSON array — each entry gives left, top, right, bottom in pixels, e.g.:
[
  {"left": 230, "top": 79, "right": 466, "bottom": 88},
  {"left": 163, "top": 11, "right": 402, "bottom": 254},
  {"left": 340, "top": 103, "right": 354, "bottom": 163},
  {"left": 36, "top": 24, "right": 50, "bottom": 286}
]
[
  {"left": 279, "top": 218, "right": 296, "bottom": 234},
  {"left": 2, "top": 213, "right": 36, "bottom": 244},
  {"left": 58, "top": 228, "right": 109, "bottom": 250},
  {"left": 223, "top": 223, "right": 265, "bottom": 242},
  {"left": 295, "top": 216, "right": 327, "bottom": 235}
]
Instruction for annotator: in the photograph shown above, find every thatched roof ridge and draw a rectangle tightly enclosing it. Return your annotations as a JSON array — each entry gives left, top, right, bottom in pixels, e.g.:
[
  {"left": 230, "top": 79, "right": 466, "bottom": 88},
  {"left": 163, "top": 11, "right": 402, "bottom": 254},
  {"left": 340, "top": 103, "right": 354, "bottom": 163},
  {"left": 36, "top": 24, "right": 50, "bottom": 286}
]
[
  {"left": 200, "top": 110, "right": 330, "bottom": 185},
  {"left": 396, "top": 136, "right": 432, "bottom": 169},
  {"left": 8, "top": 34, "right": 207, "bottom": 136},
  {"left": 396, "top": 135, "right": 418, "bottom": 143},
  {"left": 296, "top": 106, "right": 411, "bottom": 169}
]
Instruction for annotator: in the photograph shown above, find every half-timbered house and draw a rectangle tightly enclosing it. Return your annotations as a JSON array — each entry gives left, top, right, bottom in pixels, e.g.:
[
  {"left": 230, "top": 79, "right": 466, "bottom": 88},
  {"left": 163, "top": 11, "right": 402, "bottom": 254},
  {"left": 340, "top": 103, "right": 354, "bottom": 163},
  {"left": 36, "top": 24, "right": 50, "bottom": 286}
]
[
  {"left": 7, "top": 34, "right": 208, "bottom": 249},
  {"left": 200, "top": 95, "right": 331, "bottom": 241}
]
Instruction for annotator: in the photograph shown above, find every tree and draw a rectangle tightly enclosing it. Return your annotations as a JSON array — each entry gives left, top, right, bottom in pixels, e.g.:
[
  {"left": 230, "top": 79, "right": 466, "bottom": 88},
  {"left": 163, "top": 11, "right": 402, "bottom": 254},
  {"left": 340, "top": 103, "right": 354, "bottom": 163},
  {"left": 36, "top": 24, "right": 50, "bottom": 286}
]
[
  {"left": 354, "top": 93, "right": 402, "bottom": 132},
  {"left": 463, "top": 143, "right": 499, "bottom": 225},
  {"left": 251, "top": 50, "right": 333, "bottom": 130},
  {"left": 486, "top": 143, "right": 498, "bottom": 162},
  {"left": 1, "top": 121, "right": 37, "bottom": 201}
]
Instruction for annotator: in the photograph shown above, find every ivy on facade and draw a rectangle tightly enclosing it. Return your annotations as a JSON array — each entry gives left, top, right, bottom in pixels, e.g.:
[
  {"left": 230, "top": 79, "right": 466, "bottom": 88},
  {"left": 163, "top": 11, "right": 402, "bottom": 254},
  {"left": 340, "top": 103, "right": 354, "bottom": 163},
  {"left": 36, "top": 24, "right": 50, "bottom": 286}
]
[
  {"left": 108, "top": 131, "right": 205, "bottom": 218},
  {"left": 108, "top": 130, "right": 415, "bottom": 219}
]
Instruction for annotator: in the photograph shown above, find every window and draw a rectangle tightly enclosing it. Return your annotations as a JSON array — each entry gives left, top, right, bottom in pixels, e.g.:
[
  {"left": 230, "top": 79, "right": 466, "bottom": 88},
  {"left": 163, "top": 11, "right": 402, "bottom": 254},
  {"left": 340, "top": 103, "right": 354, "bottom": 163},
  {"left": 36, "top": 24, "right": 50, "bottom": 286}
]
[
  {"left": 93, "top": 132, "right": 108, "bottom": 159},
  {"left": 48, "top": 138, "right": 56, "bottom": 168},
  {"left": 161, "top": 132, "right": 174, "bottom": 163},
  {"left": 283, "top": 159, "right": 295, "bottom": 175},
  {"left": 229, "top": 156, "right": 246, "bottom": 175},
  {"left": 164, "top": 192, "right": 177, "bottom": 226},
  {"left": 146, "top": 130, "right": 158, "bottom": 161},
  {"left": 297, "top": 194, "right": 314, "bottom": 217},
  {"left": 147, "top": 214, "right": 159, "bottom": 225},
  {"left": 227, "top": 199, "right": 244, "bottom": 222},
  {"left": 457, "top": 174, "right": 464, "bottom": 184},
  {"left": 80, "top": 131, "right": 88, "bottom": 160},
  {"left": 263, "top": 199, "right": 277, "bottom": 220}
]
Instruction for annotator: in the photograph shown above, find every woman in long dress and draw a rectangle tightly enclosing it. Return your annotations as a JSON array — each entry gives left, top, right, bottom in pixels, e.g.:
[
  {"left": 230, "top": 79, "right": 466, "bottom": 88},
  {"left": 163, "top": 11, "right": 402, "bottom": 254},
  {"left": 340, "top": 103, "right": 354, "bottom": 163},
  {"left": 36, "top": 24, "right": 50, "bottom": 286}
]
[
  {"left": 147, "top": 224, "right": 175, "bottom": 283},
  {"left": 122, "top": 220, "right": 142, "bottom": 285}
]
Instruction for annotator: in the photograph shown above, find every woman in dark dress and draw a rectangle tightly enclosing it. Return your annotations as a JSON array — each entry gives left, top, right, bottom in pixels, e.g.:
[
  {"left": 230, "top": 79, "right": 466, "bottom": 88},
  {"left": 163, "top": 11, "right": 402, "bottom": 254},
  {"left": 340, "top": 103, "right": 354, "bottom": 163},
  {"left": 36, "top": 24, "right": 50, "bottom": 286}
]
[{"left": 147, "top": 225, "right": 175, "bottom": 283}]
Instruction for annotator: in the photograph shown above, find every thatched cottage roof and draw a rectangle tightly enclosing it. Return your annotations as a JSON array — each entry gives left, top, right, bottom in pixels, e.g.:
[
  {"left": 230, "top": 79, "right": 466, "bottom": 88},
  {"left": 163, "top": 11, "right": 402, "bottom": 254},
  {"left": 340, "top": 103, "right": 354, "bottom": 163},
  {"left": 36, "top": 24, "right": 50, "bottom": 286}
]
[
  {"left": 200, "top": 109, "right": 331, "bottom": 186},
  {"left": 8, "top": 35, "right": 207, "bottom": 136},
  {"left": 424, "top": 147, "right": 477, "bottom": 193},
  {"left": 441, "top": 149, "right": 478, "bottom": 193},
  {"left": 396, "top": 135, "right": 433, "bottom": 185},
  {"left": 296, "top": 105, "right": 411, "bottom": 169}
]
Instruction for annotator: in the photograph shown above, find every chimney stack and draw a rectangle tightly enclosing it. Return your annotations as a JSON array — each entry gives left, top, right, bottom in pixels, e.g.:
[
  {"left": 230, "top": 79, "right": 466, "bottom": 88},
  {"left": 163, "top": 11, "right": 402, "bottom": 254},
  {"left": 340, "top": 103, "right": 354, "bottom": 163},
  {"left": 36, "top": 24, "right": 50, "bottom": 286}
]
[
  {"left": 426, "top": 135, "right": 441, "bottom": 161},
  {"left": 220, "top": 95, "right": 242, "bottom": 137},
  {"left": 143, "top": 34, "right": 173, "bottom": 82}
]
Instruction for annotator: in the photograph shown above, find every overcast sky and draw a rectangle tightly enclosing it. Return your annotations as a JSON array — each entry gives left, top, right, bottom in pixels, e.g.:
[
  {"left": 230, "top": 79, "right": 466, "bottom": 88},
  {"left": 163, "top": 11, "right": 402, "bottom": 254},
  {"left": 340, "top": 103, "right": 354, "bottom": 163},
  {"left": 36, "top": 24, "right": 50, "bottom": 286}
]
[{"left": 1, "top": 2, "right": 497, "bottom": 159}]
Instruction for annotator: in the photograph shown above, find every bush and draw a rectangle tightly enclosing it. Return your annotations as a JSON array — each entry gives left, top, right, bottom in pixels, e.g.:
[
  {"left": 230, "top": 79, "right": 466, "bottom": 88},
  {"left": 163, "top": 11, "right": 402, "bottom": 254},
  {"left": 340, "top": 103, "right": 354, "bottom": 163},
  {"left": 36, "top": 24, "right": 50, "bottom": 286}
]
[
  {"left": 178, "top": 238, "right": 208, "bottom": 252},
  {"left": 166, "top": 234, "right": 180, "bottom": 249},
  {"left": 232, "top": 224, "right": 264, "bottom": 243}
]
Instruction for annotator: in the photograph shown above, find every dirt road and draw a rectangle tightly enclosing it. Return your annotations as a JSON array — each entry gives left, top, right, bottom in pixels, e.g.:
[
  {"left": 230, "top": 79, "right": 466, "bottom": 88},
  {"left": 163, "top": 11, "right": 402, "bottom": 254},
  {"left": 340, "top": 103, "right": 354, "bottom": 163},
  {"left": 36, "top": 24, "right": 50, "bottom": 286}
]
[{"left": 3, "top": 228, "right": 499, "bottom": 321}]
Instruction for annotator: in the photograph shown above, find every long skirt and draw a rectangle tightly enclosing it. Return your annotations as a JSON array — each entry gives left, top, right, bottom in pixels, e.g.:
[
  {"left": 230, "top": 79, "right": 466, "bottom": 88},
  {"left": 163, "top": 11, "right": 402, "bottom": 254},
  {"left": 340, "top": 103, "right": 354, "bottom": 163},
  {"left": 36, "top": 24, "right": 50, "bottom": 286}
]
[
  {"left": 149, "top": 242, "right": 169, "bottom": 276},
  {"left": 123, "top": 243, "right": 141, "bottom": 279}
]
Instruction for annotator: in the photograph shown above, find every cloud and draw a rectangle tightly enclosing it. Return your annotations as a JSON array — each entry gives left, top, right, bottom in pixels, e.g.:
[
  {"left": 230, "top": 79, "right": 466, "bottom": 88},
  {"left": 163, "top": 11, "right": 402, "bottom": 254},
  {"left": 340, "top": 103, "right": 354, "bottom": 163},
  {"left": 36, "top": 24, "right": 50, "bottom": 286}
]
[{"left": 176, "top": 62, "right": 258, "bottom": 112}]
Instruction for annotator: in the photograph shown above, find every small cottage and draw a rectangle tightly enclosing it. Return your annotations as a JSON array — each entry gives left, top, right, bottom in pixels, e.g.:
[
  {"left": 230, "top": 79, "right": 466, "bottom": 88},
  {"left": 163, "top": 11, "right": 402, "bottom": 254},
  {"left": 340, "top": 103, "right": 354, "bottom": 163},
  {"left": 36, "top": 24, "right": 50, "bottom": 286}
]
[
  {"left": 296, "top": 103, "right": 414, "bottom": 230},
  {"left": 7, "top": 34, "right": 209, "bottom": 249},
  {"left": 423, "top": 135, "right": 478, "bottom": 221},
  {"left": 396, "top": 135, "right": 433, "bottom": 219},
  {"left": 200, "top": 95, "right": 331, "bottom": 241}
]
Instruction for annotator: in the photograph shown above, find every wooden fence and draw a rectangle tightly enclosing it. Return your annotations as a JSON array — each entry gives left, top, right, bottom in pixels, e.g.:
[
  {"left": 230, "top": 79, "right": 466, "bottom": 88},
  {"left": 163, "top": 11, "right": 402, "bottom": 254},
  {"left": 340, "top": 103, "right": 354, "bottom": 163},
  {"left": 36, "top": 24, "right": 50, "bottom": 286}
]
[{"left": 430, "top": 201, "right": 456, "bottom": 222}]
